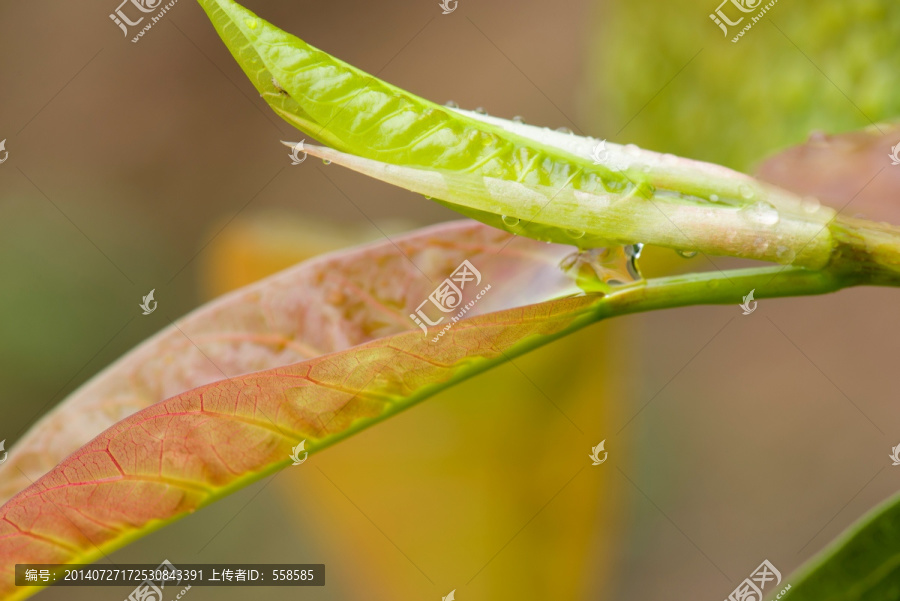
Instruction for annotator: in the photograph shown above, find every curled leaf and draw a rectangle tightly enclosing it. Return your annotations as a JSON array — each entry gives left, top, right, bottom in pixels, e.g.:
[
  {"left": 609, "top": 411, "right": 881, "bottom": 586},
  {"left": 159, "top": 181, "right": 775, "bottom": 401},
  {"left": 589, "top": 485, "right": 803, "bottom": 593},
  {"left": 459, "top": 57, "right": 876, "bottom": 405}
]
[{"left": 199, "top": 0, "right": 837, "bottom": 267}]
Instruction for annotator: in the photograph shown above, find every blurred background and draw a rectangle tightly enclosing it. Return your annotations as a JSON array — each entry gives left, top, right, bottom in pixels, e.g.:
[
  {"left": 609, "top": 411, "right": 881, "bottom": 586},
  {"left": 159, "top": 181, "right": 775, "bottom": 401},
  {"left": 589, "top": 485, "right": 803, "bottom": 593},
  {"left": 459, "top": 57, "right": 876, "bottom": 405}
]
[{"left": 1, "top": 0, "right": 900, "bottom": 599}]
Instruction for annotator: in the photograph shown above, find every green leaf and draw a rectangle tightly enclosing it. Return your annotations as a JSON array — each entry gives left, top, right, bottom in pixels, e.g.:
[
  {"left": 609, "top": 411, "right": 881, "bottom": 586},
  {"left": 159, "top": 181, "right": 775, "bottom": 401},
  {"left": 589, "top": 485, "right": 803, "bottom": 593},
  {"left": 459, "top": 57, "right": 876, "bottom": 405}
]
[
  {"left": 197, "top": 0, "right": 840, "bottom": 269},
  {"left": 783, "top": 490, "right": 900, "bottom": 600}
]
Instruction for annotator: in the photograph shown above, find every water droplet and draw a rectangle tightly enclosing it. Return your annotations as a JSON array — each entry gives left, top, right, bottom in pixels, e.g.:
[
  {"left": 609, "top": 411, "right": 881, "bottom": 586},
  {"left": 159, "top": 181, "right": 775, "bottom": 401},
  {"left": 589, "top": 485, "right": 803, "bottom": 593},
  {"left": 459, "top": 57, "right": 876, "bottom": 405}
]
[
  {"left": 556, "top": 126, "right": 573, "bottom": 134},
  {"left": 625, "top": 243, "right": 644, "bottom": 259},
  {"left": 244, "top": 18, "right": 259, "bottom": 29},
  {"left": 640, "top": 164, "right": 652, "bottom": 174},
  {"left": 560, "top": 246, "right": 642, "bottom": 292},
  {"left": 709, "top": 194, "right": 720, "bottom": 202},
  {"left": 742, "top": 201, "right": 779, "bottom": 226},
  {"left": 801, "top": 196, "right": 820, "bottom": 213},
  {"left": 676, "top": 249, "right": 699, "bottom": 258},
  {"left": 624, "top": 143, "right": 641, "bottom": 156},
  {"left": 566, "top": 229, "right": 585, "bottom": 239},
  {"left": 423, "top": 195, "right": 433, "bottom": 200},
  {"left": 322, "top": 159, "right": 332, "bottom": 165},
  {"left": 738, "top": 184, "right": 755, "bottom": 200},
  {"left": 512, "top": 115, "right": 525, "bottom": 123},
  {"left": 444, "top": 100, "right": 459, "bottom": 108},
  {"left": 475, "top": 107, "right": 487, "bottom": 115},
  {"left": 775, "top": 246, "right": 796, "bottom": 263},
  {"left": 501, "top": 215, "right": 520, "bottom": 227}
]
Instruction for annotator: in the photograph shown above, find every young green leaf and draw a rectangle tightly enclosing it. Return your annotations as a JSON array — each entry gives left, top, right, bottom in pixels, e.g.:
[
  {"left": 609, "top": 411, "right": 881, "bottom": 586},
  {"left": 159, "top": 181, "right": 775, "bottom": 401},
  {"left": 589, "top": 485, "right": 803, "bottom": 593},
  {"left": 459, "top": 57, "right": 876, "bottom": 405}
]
[
  {"left": 0, "top": 221, "right": 583, "bottom": 505},
  {"left": 198, "top": 0, "right": 844, "bottom": 268}
]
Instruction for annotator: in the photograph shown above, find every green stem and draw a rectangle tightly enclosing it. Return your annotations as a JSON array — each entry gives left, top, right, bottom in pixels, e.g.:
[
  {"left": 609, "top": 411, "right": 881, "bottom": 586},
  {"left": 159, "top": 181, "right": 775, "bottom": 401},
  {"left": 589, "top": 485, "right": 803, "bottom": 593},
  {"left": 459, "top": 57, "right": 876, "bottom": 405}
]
[{"left": 603, "top": 266, "right": 842, "bottom": 316}]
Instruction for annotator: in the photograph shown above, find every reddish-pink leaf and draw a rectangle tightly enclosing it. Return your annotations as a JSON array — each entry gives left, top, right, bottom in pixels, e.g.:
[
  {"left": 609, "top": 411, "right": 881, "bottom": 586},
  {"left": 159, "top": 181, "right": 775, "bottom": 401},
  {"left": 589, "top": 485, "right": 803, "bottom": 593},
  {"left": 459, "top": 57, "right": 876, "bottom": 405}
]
[
  {"left": 1, "top": 221, "right": 587, "bottom": 504},
  {"left": 0, "top": 292, "right": 607, "bottom": 601}
]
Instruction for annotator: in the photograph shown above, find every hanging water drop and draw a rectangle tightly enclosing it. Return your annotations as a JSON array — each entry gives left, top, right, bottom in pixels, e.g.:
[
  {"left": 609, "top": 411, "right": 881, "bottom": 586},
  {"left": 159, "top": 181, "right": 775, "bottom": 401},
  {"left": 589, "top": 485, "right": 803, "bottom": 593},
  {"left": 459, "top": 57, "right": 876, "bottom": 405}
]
[
  {"left": 512, "top": 115, "right": 525, "bottom": 123},
  {"left": 738, "top": 184, "right": 755, "bottom": 200},
  {"left": 555, "top": 126, "right": 573, "bottom": 134},
  {"left": 444, "top": 100, "right": 459, "bottom": 108},
  {"left": 625, "top": 243, "right": 644, "bottom": 259},
  {"left": 566, "top": 229, "right": 586, "bottom": 239},
  {"left": 474, "top": 107, "right": 488, "bottom": 115},
  {"left": 501, "top": 215, "right": 520, "bottom": 227},
  {"left": 676, "top": 249, "right": 699, "bottom": 258},
  {"left": 322, "top": 159, "right": 332, "bottom": 165}
]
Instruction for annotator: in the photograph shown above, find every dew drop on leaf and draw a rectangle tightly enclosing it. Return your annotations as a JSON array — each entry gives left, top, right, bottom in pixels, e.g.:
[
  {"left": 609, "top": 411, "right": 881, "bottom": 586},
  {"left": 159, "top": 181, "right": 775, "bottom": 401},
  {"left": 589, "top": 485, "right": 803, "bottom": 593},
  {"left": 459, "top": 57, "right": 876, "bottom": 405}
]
[
  {"left": 741, "top": 201, "right": 779, "bottom": 226},
  {"left": 801, "top": 196, "right": 821, "bottom": 213},
  {"left": 501, "top": 215, "right": 520, "bottom": 227}
]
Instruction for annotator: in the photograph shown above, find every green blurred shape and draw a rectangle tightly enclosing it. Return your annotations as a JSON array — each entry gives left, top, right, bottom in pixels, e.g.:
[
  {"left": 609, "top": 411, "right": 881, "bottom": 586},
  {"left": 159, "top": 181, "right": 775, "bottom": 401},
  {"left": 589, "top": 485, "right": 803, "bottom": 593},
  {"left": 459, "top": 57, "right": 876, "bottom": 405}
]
[{"left": 587, "top": 0, "right": 900, "bottom": 170}]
